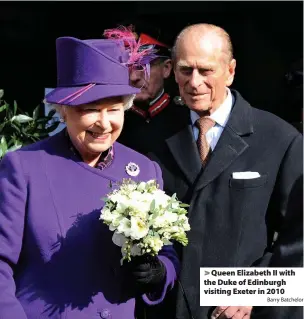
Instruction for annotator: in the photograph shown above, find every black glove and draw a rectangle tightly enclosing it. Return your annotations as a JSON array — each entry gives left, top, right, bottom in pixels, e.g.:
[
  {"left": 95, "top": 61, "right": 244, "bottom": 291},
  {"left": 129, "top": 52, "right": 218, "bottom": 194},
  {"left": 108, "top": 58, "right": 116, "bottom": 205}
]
[{"left": 123, "top": 254, "right": 166, "bottom": 294}]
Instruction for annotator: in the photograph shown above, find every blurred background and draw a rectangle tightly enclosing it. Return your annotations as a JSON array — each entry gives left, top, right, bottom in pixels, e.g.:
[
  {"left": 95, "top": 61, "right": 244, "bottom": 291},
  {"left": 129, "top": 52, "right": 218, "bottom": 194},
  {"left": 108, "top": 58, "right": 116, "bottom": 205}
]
[{"left": 0, "top": 1, "right": 302, "bottom": 126}]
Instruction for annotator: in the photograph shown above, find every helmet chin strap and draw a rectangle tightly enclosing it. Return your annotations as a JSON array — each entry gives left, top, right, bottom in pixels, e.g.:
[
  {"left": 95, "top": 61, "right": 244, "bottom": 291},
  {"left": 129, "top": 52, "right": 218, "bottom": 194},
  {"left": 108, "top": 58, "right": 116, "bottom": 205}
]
[
  {"left": 144, "top": 63, "right": 151, "bottom": 80},
  {"left": 149, "top": 89, "right": 165, "bottom": 106}
]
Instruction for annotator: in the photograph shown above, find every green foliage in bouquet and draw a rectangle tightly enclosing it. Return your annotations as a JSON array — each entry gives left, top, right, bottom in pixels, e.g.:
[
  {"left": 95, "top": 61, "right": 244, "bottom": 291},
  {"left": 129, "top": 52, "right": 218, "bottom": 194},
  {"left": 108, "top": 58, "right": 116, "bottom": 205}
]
[
  {"left": 100, "top": 178, "right": 191, "bottom": 263},
  {"left": 0, "top": 89, "right": 60, "bottom": 159}
]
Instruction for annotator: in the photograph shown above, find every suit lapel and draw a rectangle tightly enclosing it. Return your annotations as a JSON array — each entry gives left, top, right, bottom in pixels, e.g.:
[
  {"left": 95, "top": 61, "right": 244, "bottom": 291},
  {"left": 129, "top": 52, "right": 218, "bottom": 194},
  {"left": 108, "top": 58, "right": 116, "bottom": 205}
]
[
  {"left": 166, "top": 122, "right": 202, "bottom": 185},
  {"left": 194, "top": 90, "right": 254, "bottom": 192},
  {"left": 194, "top": 126, "right": 249, "bottom": 191}
]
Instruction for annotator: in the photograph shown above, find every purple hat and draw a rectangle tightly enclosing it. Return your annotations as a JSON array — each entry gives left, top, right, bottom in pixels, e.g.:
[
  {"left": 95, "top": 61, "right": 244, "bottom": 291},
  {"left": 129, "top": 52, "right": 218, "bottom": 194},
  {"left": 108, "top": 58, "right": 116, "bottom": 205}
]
[{"left": 45, "top": 37, "right": 140, "bottom": 106}]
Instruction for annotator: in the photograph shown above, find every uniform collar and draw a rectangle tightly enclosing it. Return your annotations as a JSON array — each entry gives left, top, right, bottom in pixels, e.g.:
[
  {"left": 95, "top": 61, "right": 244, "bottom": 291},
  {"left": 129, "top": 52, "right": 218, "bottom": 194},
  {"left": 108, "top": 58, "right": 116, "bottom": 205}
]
[{"left": 130, "top": 90, "right": 171, "bottom": 121}]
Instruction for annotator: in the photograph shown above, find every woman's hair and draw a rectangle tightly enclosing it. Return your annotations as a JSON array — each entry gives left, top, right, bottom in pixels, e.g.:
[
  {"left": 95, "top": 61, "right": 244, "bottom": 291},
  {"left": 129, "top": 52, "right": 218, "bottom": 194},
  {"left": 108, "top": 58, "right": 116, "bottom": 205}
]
[
  {"left": 48, "top": 94, "right": 135, "bottom": 117},
  {"left": 123, "top": 94, "right": 135, "bottom": 110}
]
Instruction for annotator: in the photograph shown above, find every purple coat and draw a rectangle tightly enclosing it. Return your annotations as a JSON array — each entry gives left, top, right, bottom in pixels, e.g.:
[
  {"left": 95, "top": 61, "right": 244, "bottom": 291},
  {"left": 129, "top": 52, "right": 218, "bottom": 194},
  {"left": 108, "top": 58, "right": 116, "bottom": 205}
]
[{"left": 0, "top": 130, "right": 179, "bottom": 319}]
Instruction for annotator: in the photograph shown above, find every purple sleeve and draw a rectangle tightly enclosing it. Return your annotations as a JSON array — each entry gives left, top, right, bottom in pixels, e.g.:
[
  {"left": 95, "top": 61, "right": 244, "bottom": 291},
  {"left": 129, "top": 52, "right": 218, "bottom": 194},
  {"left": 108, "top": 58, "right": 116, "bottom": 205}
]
[
  {"left": 142, "top": 244, "right": 180, "bottom": 305},
  {"left": 142, "top": 162, "right": 180, "bottom": 305},
  {"left": 0, "top": 152, "right": 28, "bottom": 318}
]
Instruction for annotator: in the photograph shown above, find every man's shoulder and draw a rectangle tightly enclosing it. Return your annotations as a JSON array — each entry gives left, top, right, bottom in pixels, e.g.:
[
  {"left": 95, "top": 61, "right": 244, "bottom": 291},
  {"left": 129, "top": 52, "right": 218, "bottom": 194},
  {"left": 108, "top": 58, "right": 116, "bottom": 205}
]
[
  {"left": 251, "top": 106, "right": 300, "bottom": 137},
  {"left": 232, "top": 89, "right": 300, "bottom": 138}
]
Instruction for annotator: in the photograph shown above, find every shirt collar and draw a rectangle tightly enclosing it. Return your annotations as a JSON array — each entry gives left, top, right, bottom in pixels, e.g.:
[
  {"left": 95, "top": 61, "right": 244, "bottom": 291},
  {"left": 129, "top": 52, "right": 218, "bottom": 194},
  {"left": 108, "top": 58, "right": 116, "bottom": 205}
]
[{"left": 190, "top": 88, "right": 233, "bottom": 127}]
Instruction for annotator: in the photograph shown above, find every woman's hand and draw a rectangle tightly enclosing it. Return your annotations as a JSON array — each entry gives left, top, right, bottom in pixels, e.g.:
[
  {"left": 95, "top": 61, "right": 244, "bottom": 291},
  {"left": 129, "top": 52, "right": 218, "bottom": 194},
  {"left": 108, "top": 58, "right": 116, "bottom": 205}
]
[{"left": 123, "top": 255, "right": 166, "bottom": 293}]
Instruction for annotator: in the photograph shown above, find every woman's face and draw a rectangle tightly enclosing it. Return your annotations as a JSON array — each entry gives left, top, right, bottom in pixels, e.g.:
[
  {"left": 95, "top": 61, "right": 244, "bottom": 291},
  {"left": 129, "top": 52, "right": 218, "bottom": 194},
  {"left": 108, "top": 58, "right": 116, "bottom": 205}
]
[{"left": 62, "top": 96, "right": 124, "bottom": 163}]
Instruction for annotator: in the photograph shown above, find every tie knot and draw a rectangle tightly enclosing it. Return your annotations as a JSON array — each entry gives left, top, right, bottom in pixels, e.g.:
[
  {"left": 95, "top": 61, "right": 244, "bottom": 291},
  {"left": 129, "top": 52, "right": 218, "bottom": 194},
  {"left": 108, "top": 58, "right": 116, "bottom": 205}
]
[{"left": 195, "top": 117, "right": 215, "bottom": 134}]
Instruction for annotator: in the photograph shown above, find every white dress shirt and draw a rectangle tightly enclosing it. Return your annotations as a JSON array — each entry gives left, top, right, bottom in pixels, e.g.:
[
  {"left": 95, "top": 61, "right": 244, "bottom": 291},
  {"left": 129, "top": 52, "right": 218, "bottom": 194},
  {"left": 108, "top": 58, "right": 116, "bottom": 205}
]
[{"left": 191, "top": 89, "right": 234, "bottom": 151}]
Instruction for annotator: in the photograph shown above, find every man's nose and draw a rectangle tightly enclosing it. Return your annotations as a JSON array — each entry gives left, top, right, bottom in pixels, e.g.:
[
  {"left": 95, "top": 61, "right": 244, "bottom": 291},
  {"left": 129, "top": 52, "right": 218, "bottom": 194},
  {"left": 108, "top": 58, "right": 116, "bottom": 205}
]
[
  {"left": 189, "top": 69, "right": 203, "bottom": 89},
  {"left": 130, "top": 70, "right": 144, "bottom": 84}
]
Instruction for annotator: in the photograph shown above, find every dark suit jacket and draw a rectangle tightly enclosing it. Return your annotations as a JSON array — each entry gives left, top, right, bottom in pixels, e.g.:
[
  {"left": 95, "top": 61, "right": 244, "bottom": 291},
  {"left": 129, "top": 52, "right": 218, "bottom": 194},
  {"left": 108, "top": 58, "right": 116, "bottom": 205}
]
[
  {"left": 148, "top": 89, "right": 303, "bottom": 319},
  {"left": 252, "top": 175, "right": 303, "bottom": 319}
]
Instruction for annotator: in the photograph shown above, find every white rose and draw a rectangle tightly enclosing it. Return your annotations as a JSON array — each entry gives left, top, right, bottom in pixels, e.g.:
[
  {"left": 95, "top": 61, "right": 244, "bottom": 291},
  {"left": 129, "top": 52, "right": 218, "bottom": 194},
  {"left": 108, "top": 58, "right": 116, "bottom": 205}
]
[
  {"left": 100, "top": 208, "right": 114, "bottom": 222},
  {"left": 142, "top": 192, "right": 154, "bottom": 202},
  {"left": 108, "top": 193, "right": 123, "bottom": 203},
  {"left": 130, "top": 191, "right": 153, "bottom": 207},
  {"left": 129, "top": 201, "right": 150, "bottom": 219},
  {"left": 115, "top": 201, "right": 129, "bottom": 214},
  {"left": 153, "top": 190, "right": 171, "bottom": 209},
  {"left": 111, "top": 215, "right": 125, "bottom": 228},
  {"left": 163, "top": 211, "right": 178, "bottom": 223},
  {"left": 129, "top": 190, "right": 144, "bottom": 201},
  {"left": 117, "top": 217, "right": 132, "bottom": 237},
  {"left": 150, "top": 215, "right": 166, "bottom": 228},
  {"left": 130, "top": 216, "right": 149, "bottom": 240},
  {"left": 109, "top": 193, "right": 130, "bottom": 212}
]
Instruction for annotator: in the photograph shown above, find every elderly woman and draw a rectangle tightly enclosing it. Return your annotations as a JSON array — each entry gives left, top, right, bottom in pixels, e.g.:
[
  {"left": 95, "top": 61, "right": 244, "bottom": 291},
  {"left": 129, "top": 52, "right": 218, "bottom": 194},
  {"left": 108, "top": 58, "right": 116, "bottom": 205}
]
[{"left": 0, "top": 37, "right": 179, "bottom": 319}]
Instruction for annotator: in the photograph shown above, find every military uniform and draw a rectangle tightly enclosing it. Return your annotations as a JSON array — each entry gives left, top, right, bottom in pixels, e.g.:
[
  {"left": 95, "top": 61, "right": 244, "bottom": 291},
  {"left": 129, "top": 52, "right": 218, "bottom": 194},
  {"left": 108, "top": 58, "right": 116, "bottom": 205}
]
[{"left": 119, "top": 91, "right": 188, "bottom": 155}]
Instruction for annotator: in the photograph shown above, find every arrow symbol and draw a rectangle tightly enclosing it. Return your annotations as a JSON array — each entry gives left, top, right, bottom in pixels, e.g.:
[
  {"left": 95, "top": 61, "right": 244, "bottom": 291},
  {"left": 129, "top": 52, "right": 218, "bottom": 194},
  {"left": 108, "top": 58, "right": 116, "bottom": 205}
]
[{"left": 204, "top": 271, "right": 210, "bottom": 275}]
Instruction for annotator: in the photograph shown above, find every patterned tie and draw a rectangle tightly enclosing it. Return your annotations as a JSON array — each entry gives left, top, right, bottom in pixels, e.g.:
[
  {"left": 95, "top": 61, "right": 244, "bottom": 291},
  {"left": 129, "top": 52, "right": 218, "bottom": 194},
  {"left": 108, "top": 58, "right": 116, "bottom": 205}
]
[{"left": 195, "top": 117, "right": 216, "bottom": 165}]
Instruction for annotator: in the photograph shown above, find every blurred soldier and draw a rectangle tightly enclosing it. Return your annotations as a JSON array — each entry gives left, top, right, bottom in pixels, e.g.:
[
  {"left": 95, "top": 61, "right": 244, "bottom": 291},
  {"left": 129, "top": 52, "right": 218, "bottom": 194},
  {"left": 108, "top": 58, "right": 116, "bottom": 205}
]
[{"left": 104, "top": 27, "right": 188, "bottom": 155}]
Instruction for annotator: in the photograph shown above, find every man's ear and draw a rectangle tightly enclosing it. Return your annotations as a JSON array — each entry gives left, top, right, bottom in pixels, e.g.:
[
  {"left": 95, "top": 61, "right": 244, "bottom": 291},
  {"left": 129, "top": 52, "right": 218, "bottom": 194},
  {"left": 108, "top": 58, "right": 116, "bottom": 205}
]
[
  {"left": 162, "top": 59, "right": 172, "bottom": 79},
  {"left": 226, "top": 58, "right": 236, "bottom": 87}
]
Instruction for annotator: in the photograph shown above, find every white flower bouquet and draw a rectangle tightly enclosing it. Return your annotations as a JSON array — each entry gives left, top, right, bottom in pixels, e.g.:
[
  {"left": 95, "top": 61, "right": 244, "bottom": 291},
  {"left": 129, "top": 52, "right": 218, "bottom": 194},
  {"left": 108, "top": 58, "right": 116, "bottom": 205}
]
[{"left": 100, "top": 178, "right": 190, "bottom": 263}]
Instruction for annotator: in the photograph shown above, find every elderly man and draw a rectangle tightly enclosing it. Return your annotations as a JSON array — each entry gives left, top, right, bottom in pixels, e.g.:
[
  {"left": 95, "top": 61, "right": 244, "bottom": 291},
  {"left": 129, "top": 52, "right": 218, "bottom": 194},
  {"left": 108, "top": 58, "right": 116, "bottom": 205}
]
[
  {"left": 117, "top": 31, "right": 188, "bottom": 155},
  {"left": 148, "top": 23, "right": 303, "bottom": 319}
]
